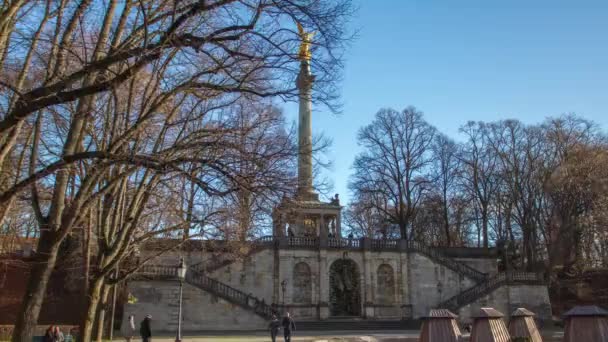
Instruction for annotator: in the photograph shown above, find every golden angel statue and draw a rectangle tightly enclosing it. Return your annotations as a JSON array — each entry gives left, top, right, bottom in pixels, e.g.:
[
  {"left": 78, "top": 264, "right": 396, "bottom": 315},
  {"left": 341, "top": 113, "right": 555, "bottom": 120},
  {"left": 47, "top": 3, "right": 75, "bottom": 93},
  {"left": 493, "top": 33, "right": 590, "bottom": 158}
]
[{"left": 297, "top": 21, "right": 315, "bottom": 61}]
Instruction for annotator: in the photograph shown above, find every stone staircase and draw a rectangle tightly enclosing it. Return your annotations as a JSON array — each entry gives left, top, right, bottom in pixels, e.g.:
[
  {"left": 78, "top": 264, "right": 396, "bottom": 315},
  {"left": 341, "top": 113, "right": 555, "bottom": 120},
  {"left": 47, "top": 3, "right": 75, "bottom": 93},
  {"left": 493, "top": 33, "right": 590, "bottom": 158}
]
[
  {"left": 192, "top": 236, "right": 488, "bottom": 284},
  {"left": 137, "top": 264, "right": 276, "bottom": 319},
  {"left": 135, "top": 238, "right": 502, "bottom": 324},
  {"left": 404, "top": 241, "right": 488, "bottom": 282},
  {"left": 437, "top": 271, "right": 546, "bottom": 312},
  {"left": 296, "top": 319, "right": 421, "bottom": 331},
  {"left": 190, "top": 236, "right": 275, "bottom": 274}
]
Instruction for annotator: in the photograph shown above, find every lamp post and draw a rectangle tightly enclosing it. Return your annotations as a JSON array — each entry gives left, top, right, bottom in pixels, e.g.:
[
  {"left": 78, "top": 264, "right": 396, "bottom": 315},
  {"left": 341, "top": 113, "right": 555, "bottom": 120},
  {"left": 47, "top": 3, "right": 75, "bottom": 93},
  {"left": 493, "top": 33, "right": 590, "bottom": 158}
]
[
  {"left": 175, "top": 258, "right": 187, "bottom": 342},
  {"left": 280, "top": 280, "right": 287, "bottom": 313}
]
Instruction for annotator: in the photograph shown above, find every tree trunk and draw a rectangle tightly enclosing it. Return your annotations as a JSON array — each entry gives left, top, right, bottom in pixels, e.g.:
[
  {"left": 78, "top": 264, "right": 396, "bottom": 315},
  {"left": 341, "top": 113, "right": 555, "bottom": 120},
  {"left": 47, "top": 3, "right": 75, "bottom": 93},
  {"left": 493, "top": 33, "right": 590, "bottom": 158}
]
[
  {"left": 80, "top": 276, "right": 105, "bottom": 342},
  {"left": 95, "top": 283, "right": 111, "bottom": 342},
  {"left": 482, "top": 207, "right": 489, "bottom": 248},
  {"left": 11, "top": 235, "right": 60, "bottom": 342},
  {"left": 443, "top": 205, "right": 451, "bottom": 247}
]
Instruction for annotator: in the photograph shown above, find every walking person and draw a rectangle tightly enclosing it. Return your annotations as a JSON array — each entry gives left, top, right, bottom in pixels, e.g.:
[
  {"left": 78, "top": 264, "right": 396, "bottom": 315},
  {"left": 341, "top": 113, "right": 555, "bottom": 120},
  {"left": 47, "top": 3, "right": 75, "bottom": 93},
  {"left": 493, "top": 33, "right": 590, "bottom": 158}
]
[
  {"left": 140, "top": 314, "right": 152, "bottom": 342},
  {"left": 281, "top": 312, "right": 296, "bottom": 342},
  {"left": 268, "top": 314, "right": 281, "bottom": 342},
  {"left": 122, "top": 315, "right": 136, "bottom": 341}
]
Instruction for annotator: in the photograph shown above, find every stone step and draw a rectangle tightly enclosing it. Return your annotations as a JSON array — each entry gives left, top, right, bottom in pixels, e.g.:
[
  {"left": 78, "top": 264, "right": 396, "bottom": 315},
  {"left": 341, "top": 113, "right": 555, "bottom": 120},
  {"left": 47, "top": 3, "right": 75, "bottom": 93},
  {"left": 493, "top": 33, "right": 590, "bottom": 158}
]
[{"left": 295, "top": 319, "right": 421, "bottom": 331}]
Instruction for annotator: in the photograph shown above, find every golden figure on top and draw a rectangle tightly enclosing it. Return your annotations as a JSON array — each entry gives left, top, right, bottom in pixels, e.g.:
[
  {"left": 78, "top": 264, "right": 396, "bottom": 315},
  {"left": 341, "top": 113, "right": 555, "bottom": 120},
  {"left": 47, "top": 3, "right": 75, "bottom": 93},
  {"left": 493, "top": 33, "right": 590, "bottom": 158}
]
[{"left": 297, "top": 21, "right": 315, "bottom": 62}]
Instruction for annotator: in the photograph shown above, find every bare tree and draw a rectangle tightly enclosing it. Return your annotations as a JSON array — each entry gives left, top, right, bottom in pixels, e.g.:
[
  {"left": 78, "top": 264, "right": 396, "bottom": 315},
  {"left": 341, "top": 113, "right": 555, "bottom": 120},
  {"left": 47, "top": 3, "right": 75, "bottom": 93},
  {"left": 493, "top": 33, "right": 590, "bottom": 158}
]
[
  {"left": 430, "top": 134, "right": 460, "bottom": 246},
  {"left": 206, "top": 99, "right": 296, "bottom": 240},
  {"left": 350, "top": 107, "right": 436, "bottom": 239},
  {"left": 459, "top": 121, "right": 499, "bottom": 248},
  {"left": 540, "top": 115, "right": 607, "bottom": 272},
  {"left": 343, "top": 194, "right": 398, "bottom": 239},
  {"left": 1, "top": 2, "right": 354, "bottom": 339}
]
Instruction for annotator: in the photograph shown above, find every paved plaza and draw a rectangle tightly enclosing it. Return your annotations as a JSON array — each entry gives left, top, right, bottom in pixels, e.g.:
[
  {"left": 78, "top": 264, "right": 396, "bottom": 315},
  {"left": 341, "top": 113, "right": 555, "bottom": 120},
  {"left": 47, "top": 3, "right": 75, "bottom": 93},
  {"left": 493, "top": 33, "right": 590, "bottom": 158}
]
[
  {"left": 129, "top": 331, "right": 420, "bottom": 342},
  {"left": 134, "top": 329, "right": 564, "bottom": 342}
]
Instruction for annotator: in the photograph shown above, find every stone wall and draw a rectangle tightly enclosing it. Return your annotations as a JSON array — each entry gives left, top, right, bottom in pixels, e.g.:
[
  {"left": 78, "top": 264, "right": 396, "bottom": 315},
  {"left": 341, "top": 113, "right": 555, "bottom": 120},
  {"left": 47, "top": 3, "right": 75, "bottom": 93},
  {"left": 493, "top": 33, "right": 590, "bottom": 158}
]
[
  {"left": 457, "top": 284, "right": 552, "bottom": 325},
  {"left": 209, "top": 250, "right": 275, "bottom": 304},
  {"left": 456, "top": 257, "right": 498, "bottom": 275},
  {"left": 408, "top": 253, "right": 477, "bottom": 318},
  {"left": 126, "top": 244, "right": 550, "bottom": 330},
  {"left": 277, "top": 249, "right": 321, "bottom": 318},
  {"left": 124, "top": 281, "right": 266, "bottom": 332}
]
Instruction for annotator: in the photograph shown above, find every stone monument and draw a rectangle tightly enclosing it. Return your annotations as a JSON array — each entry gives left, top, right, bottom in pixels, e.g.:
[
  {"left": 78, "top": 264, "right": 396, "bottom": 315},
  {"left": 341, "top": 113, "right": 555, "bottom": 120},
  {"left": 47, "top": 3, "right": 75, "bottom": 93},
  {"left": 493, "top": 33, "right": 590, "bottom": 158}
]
[{"left": 272, "top": 22, "right": 342, "bottom": 239}]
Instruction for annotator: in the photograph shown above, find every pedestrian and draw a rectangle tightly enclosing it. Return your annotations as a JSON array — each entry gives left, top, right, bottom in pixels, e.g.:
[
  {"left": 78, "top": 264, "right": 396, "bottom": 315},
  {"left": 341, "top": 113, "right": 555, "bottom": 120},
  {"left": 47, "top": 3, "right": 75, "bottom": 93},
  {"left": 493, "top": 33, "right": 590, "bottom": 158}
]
[
  {"left": 268, "top": 314, "right": 281, "bottom": 342},
  {"left": 43, "top": 326, "right": 54, "bottom": 342},
  {"left": 281, "top": 312, "right": 296, "bottom": 342},
  {"left": 53, "top": 326, "right": 65, "bottom": 342},
  {"left": 140, "top": 314, "right": 152, "bottom": 342},
  {"left": 122, "top": 315, "right": 136, "bottom": 341}
]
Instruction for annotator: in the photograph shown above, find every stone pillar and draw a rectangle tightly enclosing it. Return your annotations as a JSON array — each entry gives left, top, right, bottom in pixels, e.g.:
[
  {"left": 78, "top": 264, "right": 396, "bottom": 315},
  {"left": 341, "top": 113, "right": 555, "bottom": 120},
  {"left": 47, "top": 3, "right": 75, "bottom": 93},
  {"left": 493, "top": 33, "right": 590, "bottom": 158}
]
[
  {"left": 316, "top": 215, "right": 321, "bottom": 237},
  {"left": 296, "top": 62, "right": 317, "bottom": 201},
  {"left": 361, "top": 238, "right": 374, "bottom": 318},
  {"left": 318, "top": 249, "right": 329, "bottom": 319},
  {"left": 399, "top": 247, "right": 410, "bottom": 318},
  {"left": 320, "top": 214, "right": 326, "bottom": 237},
  {"left": 273, "top": 243, "right": 281, "bottom": 304},
  {"left": 336, "top": 211, "right": 342, "bottom": 237}
]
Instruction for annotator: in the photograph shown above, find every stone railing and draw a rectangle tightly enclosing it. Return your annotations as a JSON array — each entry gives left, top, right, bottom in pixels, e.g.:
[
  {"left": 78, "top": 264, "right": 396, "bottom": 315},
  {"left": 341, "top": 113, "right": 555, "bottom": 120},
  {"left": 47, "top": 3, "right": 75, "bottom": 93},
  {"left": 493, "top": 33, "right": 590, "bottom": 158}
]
[
  {"left": 187, "top": 268, "right": 275, "bottom": 319},
  {"left": 437, "top": 271, "right": 545, "bottom": 312},
  {"left": 287, "top": 236, "right": 319, "bottom": 249},
  {"left": 255, "top": 236, "right": 488, "bottom": 282},
  {"left": 405, "top": 240, "right": 487, "bottom": 282},
  {"left": 134, "top": 265, "right": 276, "bottom": 319},
  {"left": 137, "top": 264, "right": 178, "bottom": 278},
  {"left": 190, "top": 236, "right": 276, "bottom": 273},
  {"left": 328, "top": 237, "right": 361, "bottom": 249},
  {"left": 371, "top": 239, "right": 399, "bottom": 251},
  {"left": 181, "top": 236, "right": 489, "bottom": 283},
  {"left": 254, "top": 235, "right": 277, "bottom": 245}
]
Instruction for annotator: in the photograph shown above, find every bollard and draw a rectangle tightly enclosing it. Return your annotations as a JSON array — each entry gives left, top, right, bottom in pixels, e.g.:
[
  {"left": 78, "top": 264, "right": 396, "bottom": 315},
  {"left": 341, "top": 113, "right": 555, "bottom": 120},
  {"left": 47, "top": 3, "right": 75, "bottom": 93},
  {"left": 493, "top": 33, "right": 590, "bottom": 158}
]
[
  {"left": 563, "top": 305, "right": 608, "bottom": 342},
  {"left": 508, "top": 308, "right": 543, "bottom": 342},
  {"left": 419, "top": 309, "right": 462, "bottom": 342},
  {"left": 469, "top": 307, "right": 511, "bottom": 342}
]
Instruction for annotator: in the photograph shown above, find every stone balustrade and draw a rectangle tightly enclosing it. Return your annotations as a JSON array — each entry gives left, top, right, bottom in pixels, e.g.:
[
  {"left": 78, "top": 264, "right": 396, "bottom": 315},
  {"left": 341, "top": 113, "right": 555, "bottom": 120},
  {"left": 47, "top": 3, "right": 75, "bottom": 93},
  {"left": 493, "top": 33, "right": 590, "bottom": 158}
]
[{"left": 438, "top": 271, "right": 546, "bottom": 312}]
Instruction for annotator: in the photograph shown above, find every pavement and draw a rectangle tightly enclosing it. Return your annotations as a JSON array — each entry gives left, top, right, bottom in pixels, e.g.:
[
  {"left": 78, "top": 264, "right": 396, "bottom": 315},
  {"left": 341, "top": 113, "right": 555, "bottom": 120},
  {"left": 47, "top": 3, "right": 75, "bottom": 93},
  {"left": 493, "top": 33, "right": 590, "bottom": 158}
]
[
  {"left": 135, "top": 331, "right": 421, "bottom": 342},
  {"left": 135, "top": 329, "right": 565, "bottom": 342}
]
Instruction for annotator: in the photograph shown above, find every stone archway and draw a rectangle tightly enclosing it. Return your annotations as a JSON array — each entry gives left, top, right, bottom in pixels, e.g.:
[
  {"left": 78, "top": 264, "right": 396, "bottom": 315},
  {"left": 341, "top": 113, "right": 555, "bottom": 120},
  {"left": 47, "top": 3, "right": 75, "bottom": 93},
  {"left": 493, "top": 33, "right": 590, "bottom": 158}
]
[{"left": 329, "top": 259, "right": 361, "bottom": 316}]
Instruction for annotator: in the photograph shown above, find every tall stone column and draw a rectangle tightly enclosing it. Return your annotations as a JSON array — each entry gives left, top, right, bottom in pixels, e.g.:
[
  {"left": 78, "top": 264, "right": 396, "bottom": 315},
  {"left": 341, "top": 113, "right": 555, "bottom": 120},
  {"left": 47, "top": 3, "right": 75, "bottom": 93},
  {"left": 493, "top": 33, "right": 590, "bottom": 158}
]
[{"left": 296, "top": 61, "right": 318, "bottom": 201}]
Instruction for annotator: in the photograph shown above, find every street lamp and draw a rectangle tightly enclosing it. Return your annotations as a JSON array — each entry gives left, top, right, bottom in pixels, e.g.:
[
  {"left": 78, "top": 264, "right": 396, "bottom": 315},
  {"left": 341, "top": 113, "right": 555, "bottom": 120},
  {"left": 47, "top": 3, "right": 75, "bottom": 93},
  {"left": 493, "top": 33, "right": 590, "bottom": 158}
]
[
  {"left": 280, "top": 280, "right": 287, "bottom": 312},
  {"left": 176, "top": 258, "right": 187, "bottom": 342}
]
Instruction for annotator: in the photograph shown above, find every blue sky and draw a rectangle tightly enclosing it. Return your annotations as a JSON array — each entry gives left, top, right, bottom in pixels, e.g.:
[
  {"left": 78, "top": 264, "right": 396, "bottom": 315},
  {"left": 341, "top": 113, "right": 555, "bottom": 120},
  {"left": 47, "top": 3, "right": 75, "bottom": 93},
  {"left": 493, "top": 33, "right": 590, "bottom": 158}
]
[{"left": 284, "top": 0, "right": 608, "bottom": 205}]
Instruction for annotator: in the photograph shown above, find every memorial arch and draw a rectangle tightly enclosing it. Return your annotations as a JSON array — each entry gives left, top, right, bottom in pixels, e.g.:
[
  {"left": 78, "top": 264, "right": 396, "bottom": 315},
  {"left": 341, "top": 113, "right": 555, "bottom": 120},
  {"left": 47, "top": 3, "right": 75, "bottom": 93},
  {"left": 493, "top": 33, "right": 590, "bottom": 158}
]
[{"left": 329, "top": 259, "right": 361, "bottom": 316}]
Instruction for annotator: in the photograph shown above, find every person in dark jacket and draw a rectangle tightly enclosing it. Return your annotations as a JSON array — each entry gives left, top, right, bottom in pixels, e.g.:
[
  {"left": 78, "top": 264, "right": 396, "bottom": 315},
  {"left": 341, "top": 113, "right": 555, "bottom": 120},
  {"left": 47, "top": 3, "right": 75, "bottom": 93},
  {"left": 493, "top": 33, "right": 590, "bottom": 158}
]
[
  {"left": 268, "top": 314, "right": 281, "bottom": 342},
  {"left": 281, "top": 312, "right": 296, "bottom": 342},
  {"left": 140, "top": 315, "right": 152, "bottom": 342},
  {"left": 43, "top": 326, "right": 54, "bottom": 342}
]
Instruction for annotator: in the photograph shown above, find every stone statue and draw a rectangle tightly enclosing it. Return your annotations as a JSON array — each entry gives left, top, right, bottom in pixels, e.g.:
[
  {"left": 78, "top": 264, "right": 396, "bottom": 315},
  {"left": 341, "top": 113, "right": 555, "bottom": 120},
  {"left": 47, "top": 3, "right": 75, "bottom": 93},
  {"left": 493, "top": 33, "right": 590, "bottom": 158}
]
[{"left": 296, "top": 21, "right": 315, "bottom": 62}]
